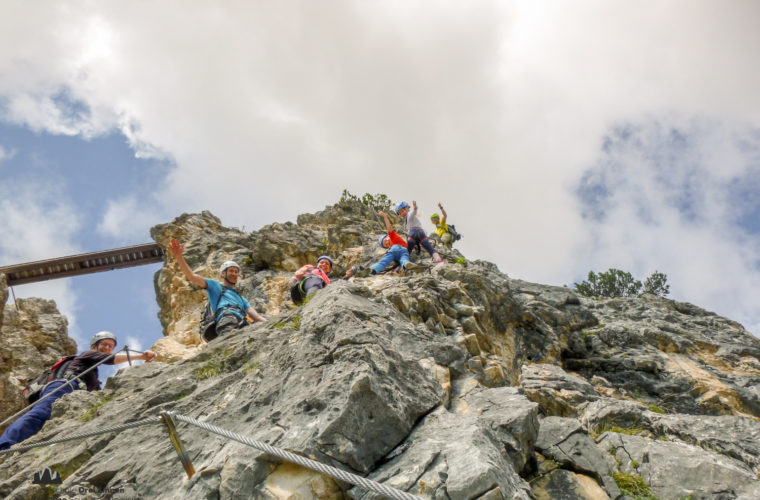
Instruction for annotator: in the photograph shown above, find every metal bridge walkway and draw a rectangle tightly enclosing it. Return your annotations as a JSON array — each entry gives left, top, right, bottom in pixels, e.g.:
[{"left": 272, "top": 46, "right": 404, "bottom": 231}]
[{"left": 0, "top": 243, "right": 165, "bottom": 286}]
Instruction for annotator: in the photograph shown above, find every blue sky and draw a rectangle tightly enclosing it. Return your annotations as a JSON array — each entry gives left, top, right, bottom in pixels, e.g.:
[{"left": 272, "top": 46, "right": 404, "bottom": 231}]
[{"left": 2, "top": 1, "right": 760, "bottom": 384}]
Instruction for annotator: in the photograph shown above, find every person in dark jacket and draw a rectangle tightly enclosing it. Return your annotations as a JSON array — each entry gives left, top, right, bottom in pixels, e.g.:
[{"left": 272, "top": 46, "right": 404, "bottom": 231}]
[{"left": 0, "top": 331, "right": 155, "bottom": 450}]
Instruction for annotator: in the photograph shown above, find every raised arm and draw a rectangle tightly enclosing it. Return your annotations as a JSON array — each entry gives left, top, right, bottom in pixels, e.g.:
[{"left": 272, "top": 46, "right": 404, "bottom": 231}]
[
  {"left": 168, "top": 238, "right": 207, "bottom": 288},
  {"left": 411, "top": 200, "right": 418, "bottom": 218},
  {"left": 293, "top": 264, "right": 312, "bottom": 280},
  {"left": 438, "top": 202, "right": 448, "bottom": 224},
  {"left": 378, "top": 210, "right": 393, "bottom": 233}
]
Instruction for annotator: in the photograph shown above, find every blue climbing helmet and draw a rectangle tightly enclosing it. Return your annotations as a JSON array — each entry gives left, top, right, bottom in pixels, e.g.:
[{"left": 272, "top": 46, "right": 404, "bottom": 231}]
[
  {"left": 378, "top": 235, "right": 387, "bottom": 248},
  {"left": 395, "top": 201, "right": 409, "bottom": 214},
  {"left": 316, "top": 255, "right": 333, "bottom": 270}
]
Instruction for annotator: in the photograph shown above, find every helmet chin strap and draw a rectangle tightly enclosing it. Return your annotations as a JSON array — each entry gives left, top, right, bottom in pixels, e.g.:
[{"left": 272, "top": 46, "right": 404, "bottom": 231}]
[{"left": 222, "top": 271, "right": 236, "bottom": 287}]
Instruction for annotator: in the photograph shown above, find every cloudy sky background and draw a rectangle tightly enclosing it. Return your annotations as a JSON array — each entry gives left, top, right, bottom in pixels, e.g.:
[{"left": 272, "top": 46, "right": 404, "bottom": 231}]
[{"left": 2, "top": 1, "right": 760, "bottom": 375}]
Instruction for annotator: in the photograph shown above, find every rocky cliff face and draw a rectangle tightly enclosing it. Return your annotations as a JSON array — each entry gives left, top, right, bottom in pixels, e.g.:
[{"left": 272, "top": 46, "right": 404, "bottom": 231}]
[
  {"left": 1, "top": 202, "right": 759, "bottom": 500},
  {"left": 0, "top": 275, "right": 77, "bottom": 429}
]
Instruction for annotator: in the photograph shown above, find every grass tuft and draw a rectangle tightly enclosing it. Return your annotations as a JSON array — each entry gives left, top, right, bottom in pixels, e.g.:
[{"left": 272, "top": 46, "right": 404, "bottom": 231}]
[
  {"left": 193, "top": 361, "right": 222, "bottom": 380},
  {"left": 613, "top": 472, "right": 658, "bottom": 500},
  {"left": 79, "top": 393, "right": 115, "bottom": 422}
]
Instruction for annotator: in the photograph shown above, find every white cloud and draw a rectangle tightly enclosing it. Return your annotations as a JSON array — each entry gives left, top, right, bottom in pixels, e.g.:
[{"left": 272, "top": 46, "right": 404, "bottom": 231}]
[
  {"left": 572, "top": 117, "right": 760, "bottom": 333},
  {"left": 0, "top": 182, "right": 85, "bottom": 345},
  {"left": 1, "top": 2, "right": 759, "bottom": 334},
  {"left": 97, "top": 195, "right": 167, "bottom": 243},
  {"left": 0, "top": 144, "right": 16, "bottom": 164}
]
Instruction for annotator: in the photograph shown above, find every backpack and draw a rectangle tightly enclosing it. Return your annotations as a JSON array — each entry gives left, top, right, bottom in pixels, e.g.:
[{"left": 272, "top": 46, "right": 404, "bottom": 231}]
[
  {"left": 22, "top": 355, "right": 77, "bottom": 404},
  {"left": 448, "top": 224, "right": 462, "bottom": 241},
  {"left": 200, "top": 301, "right": 219, "bottom": 342},
  {"left": 290, "top": 278, "right": 307, "bottom": 305}
]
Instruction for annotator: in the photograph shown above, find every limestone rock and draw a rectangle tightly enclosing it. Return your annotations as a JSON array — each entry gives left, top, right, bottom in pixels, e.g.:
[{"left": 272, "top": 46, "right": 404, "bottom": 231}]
[
  {"left": 532, "top": 470, "right": 610, "bottom": 500},
  {"left": 598, "top": 431, "right": 759, "bottom": 499},
  {"left": 354, "top": 386, "right": 538, "bottom": 499},
  {"left": 580, "top": 398, "right": 760, "bottom": 473},
  {"left": 0, "top": 296, "right": 76, "bottom": 428},
  {"left": 2, "top": 201, "right": 760, "bottom": 499},
  {"left": 520, "top": 363, "right": 600, "bottom": 417},
  {"left": 535, "top": 417, "right": 620, "bottom": 498}
]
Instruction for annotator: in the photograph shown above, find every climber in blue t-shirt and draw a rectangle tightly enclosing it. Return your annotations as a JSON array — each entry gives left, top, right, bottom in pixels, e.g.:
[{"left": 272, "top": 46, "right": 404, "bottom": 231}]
[{"left": 169, "top": 238, "right": 266, "bottom": 337}]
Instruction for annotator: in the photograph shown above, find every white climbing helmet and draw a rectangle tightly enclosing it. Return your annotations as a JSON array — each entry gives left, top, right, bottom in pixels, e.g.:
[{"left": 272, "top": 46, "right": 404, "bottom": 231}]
[
  {"left": 90, "top": 331, "right": 118, "bottom": 348},
  {"left": 219, "top": 260, "right": 240, "bottom": 273}
]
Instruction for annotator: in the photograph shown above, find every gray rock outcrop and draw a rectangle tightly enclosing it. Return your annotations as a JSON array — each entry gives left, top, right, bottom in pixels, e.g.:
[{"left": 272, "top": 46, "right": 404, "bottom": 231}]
[
  {"left": 0, "top": 284, "right": 76, "bottom": 429},
  {"left": 1, "top": 201, "right": 759, "bottom": 499}
]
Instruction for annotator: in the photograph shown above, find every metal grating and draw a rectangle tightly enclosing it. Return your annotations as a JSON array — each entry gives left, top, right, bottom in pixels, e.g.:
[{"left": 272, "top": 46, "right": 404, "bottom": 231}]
[{"left": 0, "top": 243, "right": 165, "bottom": 286}]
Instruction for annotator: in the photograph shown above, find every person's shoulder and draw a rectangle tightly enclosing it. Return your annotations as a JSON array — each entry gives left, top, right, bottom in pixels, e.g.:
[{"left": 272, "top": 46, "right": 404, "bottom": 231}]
[{"left": 75, "top": 349, "right": 107, "bottom": 361}]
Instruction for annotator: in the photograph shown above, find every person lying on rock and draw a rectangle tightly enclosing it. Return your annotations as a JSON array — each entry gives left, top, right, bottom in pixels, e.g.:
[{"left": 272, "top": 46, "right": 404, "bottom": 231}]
[
  {"left": 168, "top": 238, "right": 266, "bottom": 337},
  {"left": 395, "top": 200, "right": 444, "bottom": 263},
  {"left": 289, "top": 255, "right": 333, "bottom": 304},
  {"left": 0, "top": 331, "right": 156, "bottom": 451},
  {"left": 364, "top": 210, "right": 419, "bottom": 276}
]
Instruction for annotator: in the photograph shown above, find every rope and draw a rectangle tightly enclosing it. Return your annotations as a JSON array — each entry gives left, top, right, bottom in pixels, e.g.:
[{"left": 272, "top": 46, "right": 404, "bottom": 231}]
[
  {"left": 0, "top": 347, "right": 125, "bottom": 430},
  {"left": 0, "top": 416, "right": 161, "bottom": 454},
  {"left": 170, "top": 413, "right": 423, "bottom": 500}
]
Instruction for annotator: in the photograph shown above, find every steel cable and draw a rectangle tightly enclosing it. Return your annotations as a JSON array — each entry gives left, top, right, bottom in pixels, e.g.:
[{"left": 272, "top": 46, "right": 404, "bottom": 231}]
[
  {"left": 0, "top": 416, "right": 161, "bottom": 455},
  {"left": 170, "top": 413, "right": 423, "bottom": 500}
]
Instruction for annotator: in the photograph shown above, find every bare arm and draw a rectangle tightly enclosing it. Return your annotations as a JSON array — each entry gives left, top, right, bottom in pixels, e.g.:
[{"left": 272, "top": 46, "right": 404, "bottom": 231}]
[
  {"left": 438, "top": 202, "right": 447, "bottom": 224},
  {"left": 168, "top": 238, "right": 207, "bottom": 288},
  {"left": 378, "top": 211, "right": 393, "bottom": 233},
  {"left": 246, "top": 307, "right": 266, "bottom": 323},
  {"left": 112, "top": 350, "right": 156, "bottom": 364},
  {"left": 294, "top": 264, "right": 312, "bottom": 280}
]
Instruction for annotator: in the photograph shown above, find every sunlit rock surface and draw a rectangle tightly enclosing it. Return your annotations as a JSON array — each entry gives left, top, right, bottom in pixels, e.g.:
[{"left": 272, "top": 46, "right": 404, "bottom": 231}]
[{"left": 0, "top": 280, "right": 76, "bottom": 430}]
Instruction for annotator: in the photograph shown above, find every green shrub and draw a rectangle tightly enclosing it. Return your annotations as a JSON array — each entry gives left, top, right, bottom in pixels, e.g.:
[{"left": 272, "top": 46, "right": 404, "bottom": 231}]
[
  {"left": 574, "top": 269, "right": 669, "bottom": 298},
  {"left": 339, "top": 189, "right": 393, "bottom": 212}
]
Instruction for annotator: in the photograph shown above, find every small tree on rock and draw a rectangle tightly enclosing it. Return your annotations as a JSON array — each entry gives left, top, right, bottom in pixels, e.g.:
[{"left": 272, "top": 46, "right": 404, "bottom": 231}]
[
  {"left": 642, "top": 270, "right": 670, "bottom": 296},
  {"left": 574, "top": 269, "right": 669, "bottom": 298}
]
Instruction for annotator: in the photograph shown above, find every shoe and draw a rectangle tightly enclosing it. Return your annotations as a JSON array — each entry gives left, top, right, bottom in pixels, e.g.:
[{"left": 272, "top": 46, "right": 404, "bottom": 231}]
[
  {"left": 403, "top": 262, "right": 419, "bottom": 272},
  {"left": 435, "top": 259, "right": 445, "bottom": 264}
]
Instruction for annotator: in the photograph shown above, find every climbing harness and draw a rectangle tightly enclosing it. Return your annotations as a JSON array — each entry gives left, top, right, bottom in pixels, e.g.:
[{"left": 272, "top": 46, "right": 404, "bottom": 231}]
[
  {"left": 201, "top": 286, "right": 246, "bottom": 342},
  {"left": 0, "top": 409, "right": 424, "bottom": 500},
  {"left": 22, "top": 355, "right": 78, "bottom": 404}
]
